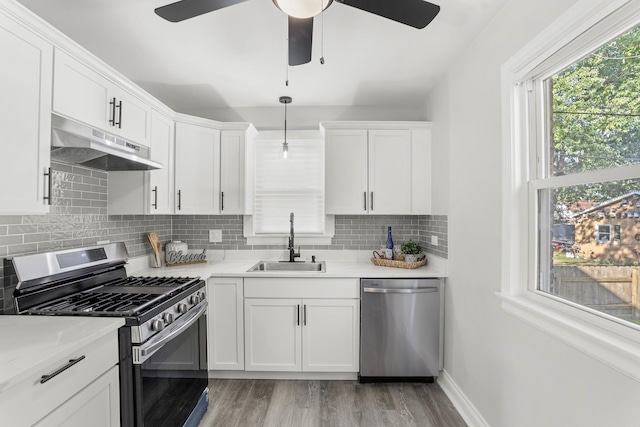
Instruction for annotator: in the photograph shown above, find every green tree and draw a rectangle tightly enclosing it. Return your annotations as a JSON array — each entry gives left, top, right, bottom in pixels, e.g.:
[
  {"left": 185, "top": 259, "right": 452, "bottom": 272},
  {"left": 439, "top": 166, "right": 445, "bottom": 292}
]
[{"left": 552, "top": 25, "right": 640, "bottom": 208}]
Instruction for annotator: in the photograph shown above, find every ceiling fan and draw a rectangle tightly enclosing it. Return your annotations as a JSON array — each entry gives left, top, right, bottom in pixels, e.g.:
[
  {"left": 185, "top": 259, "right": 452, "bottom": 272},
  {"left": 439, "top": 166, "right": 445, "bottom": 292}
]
[{"left": 155, "top": 0, "right": 440, "bottom": 66}]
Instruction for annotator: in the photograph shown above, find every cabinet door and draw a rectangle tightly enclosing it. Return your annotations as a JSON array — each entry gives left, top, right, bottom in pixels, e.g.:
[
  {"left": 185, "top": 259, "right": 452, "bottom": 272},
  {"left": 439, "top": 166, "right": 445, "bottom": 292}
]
[
  {"left": 244, "top": 298, "right": 301, "bottom": 371},
  {"left": 111, "top": 85, "right": 151, "bottom": 146},
  {"left": 302, "top": 299, "right": 360, "bottom": 372},
  {"left": 220, "top": 130, "right": 245, "bottom": 214},
  {"left": 33, "top": 365, "right": 120, "bottom": 427},
  {"left": 368, "top": 130, "right": 412, "bottom": 214},
  {"left": 174, "top": 122, "right": 220, "bottom": 214},
  {"left": 208, "top": 278, "right": 244, "bottom": 370},
  {"left": 325, "top": 129, "right": 368, "bottom": 214},
  {"left": 52, "top": 49, "right": 110, "bottom": 130},
  {"left": 148, "top": 110, "right": 174, "bottom": 214},
  {"left": 0, "top": 15, "right": 52, "bottom": 214}
]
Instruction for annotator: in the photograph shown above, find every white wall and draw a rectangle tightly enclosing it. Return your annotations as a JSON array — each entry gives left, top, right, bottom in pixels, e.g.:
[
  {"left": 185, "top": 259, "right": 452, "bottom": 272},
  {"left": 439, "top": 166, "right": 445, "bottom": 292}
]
[{"left": 428, "top": 1, "right": 640, "bottom": 426}]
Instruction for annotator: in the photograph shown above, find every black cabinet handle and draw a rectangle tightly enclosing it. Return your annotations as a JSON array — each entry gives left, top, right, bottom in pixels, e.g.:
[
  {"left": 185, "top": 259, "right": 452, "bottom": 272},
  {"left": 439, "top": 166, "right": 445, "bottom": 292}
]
[
  {"left": 115, "top": 100, "right": 122, "bottom": 128},
  {"left": 109, "top": 97, "right": 117, "bottom": 126},
  {"left": 297, "top": 304, "right": 300, "bottom": 326},
  {"left": 152, "top": 186, "right": 158, "bottom": 210},
  {"left": 43, "top": 167, "right": 52, "bottom": 205},
  {"left": 364, "top": 191, "right": 367, "bottom": 211},
  {"left": 303, "top": 304, "right": 307, "bottom": 326},
  {"left": 221, "top": 192, "right": 224, "bottom": 211},
  {"left": 177, "top": 190, "right": 182, "bottom": 211},
  {"left": 40, "top": 355, "right": 85, "bottom": 384},
  {"left": 370, "top": 192, "right": 374, "bottom": 211}
]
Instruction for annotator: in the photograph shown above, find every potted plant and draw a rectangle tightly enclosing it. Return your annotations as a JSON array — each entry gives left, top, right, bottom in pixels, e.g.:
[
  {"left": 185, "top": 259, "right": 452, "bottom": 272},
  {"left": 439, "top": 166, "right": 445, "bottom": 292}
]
[{"left": 401, "top": 240, "right": 422, "bottom": 262}]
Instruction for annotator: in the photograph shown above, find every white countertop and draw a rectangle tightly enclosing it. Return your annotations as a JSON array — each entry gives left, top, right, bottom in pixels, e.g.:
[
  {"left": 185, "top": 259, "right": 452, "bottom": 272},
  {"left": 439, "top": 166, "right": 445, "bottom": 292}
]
[
  {"left": 0, "top": 316, "right": 124, "bottom": 394},
  {"left": 127, "top": 250, "right": 448, "bottom": 279}
]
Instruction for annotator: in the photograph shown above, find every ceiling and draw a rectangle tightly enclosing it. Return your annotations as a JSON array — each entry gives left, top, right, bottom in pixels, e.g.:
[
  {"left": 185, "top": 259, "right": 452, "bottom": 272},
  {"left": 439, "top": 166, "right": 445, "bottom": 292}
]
[{"left": 16, "top": 0, "right": 506, "bottom": 113}]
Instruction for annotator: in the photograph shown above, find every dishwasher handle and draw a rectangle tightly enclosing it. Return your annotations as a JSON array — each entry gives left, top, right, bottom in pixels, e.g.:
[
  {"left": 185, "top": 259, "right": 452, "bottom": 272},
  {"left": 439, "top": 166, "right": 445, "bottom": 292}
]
[{"left": 363, "top": 286, "right": 438, "bottom": 294}]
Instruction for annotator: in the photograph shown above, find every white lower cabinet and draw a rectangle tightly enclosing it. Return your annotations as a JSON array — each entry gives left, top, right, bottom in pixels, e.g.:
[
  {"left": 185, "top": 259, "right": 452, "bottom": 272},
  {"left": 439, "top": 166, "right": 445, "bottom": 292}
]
[
  {"left": 34, "top": 366, "right": 120, "bottom": 427},
  {"left": 302, "top": 299, "right": 360, "bottom": 372},
  {"left": 244, "top": 298, "right": 302, "bottom": 371},
  {"left": 1, "top": 327, "right": 120, "bottom": 427},
  {"left": 243, "top": 278, "right": 360, "bottom": 373},
  {"left": 207, "top": 277, "right": 245, "bottom": 370}
]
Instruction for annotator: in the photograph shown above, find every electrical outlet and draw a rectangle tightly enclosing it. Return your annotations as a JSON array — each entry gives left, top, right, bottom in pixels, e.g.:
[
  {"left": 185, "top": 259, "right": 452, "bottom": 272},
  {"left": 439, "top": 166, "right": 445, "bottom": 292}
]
[
  {"left": 431, "top": 235, "right": 438, "bottom": 246},
  {"left": 209, "top": 229, "right": 222, "bottom": 243}
]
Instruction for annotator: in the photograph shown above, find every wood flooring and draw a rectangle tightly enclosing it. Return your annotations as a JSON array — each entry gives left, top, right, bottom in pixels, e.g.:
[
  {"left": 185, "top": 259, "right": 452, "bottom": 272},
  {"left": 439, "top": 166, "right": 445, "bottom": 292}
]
[{"left": 198, "top": 379, "right": 467, "bottom": 427}]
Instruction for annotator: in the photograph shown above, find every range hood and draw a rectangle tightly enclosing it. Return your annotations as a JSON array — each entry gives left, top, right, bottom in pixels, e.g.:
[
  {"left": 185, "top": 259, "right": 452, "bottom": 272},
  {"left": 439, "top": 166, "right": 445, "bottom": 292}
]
[{"left": 51, "top": 115, "right": 162, "bottom": 171}]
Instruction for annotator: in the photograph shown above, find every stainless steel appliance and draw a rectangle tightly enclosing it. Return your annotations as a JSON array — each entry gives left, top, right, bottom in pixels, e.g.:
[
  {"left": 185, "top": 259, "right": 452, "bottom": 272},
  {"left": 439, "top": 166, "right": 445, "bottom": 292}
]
[
  {"left": 51, "top": 114, "right": 162, "bottom": 171},
  {"left": 3, "top": 242, "right": 208, "bottom": 427},
  {"left": 360, "top": 278, "right": 440, "bottom": 382}
]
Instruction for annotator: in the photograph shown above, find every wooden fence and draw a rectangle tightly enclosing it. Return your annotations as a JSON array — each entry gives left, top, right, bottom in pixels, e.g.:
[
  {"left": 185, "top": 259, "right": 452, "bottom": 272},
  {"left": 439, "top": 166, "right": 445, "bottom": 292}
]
[{"left": 553, "top": 266, "right": 640, "bottom": 319}]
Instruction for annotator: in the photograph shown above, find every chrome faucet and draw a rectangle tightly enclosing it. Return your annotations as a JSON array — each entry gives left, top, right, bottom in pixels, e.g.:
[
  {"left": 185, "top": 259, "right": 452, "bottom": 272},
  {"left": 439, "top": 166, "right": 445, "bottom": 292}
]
[{"left": 288, "top": 212, "right": 300, "bottom": 262}]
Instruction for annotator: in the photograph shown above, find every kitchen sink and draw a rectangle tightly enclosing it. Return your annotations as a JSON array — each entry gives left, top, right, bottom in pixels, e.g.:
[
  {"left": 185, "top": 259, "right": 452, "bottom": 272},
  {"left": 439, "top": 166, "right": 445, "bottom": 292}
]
[{"left": 247, "top": 261, "right": 326, "bottom": 273}]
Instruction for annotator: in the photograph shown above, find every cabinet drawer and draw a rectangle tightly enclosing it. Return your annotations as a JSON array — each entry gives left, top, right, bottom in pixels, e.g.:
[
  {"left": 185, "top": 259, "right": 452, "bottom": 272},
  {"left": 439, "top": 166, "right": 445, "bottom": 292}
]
[
  {"left": 244, "top": 278, "right": 359, "bottom": 298},
  {"left": 0, "top": 331, "right": 119, "bottom": 426}
]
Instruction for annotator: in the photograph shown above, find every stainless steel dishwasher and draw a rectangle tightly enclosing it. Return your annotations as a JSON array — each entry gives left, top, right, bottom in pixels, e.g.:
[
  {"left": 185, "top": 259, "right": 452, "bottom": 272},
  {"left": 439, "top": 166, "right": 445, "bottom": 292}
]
[{"left": 360, "top": 278, "right": 441, "bottom": 382}]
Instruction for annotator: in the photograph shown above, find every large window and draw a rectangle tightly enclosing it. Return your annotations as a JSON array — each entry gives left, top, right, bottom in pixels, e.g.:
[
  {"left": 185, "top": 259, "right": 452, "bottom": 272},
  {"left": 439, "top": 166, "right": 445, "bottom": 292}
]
[
  {"left": 503, "top": 0, "right": 640, "bottom": 381},
  {"left": 253, "top": 135, "right": 325, "bottom": 235},
  {"left": 537, "top": 24, "right": 640, "bottom": 325}
]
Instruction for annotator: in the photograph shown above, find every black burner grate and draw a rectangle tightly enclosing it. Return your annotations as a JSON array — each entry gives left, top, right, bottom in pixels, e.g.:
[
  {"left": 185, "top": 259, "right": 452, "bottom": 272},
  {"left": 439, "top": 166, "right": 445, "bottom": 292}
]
[
  {"left": 27, "top": 276, "right": 201, "bottom": 317},
  {"left": 30, "top": 291, "right": 163, "bottom": 316}
]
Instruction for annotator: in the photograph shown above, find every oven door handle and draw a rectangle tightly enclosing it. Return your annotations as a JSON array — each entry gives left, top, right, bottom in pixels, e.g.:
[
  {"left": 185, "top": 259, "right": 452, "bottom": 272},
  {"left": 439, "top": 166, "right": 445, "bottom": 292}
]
[{"left": 134, "top": 300, "right": 207, "bottom": 364}]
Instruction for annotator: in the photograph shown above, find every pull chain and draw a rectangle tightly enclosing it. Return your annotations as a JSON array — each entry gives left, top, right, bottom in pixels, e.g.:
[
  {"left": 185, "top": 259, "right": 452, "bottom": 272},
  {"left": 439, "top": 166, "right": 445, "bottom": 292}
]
[
  {"left": 320, "top": 0, "right": 325, "bottom": 64},
  {"left": 285, "top": 17, "right": 289, "bottom": 86}
]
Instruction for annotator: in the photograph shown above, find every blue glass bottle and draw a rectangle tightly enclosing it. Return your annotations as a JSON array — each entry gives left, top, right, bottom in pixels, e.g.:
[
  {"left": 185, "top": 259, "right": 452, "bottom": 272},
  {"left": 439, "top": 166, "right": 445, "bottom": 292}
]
[{"left": 386, "top": 226, "right": 394, "bottom": 250}]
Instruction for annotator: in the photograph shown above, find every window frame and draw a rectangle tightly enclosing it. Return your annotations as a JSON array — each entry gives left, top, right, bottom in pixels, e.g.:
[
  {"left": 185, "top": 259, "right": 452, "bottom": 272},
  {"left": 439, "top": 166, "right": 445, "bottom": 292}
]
[
  {"left": 595, "top": 224, "right": 612, "bottom": 244},
  {"left": 243, "top": 129, "right": 335, "bottom": 246},
  {"left": 501, "top": 0, "right": 640, "bottom": 381}
]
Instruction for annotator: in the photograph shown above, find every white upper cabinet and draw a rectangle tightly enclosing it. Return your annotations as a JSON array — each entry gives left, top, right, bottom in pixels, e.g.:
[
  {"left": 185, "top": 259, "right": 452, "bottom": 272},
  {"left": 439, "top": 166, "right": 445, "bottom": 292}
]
[
  {"left": 0, "top": 12, "right": 53, "bottom": 214},
  {"left": 325, "top": 129, "right": 368, "bottom": 214},
  {"left": 323, "top": 122, "right": 432, "bottom": 215},
  {"left": 148, "top": 110, "right": 175, "bottom": 214},
  {"left": 108, "top": 109, "right": 174, "bottom": 215},
  {"left": 174, "top": 121, "right": 220, "bottom": 214},
  {"left": 53, "top": 49, "right": 150, "bottom": 146},
  {"left": 368, "top": 130, "right": 413, "bottom": 214},
  {"left": 220, "top": 130, "right": 246, "bottom": 215}
]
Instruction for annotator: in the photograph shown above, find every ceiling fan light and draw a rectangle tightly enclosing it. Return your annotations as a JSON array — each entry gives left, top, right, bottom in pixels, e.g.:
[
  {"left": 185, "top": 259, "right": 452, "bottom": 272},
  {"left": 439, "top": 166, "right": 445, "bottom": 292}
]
[{"left": 274, "top": 0, "right": 332, "bottom": 19}]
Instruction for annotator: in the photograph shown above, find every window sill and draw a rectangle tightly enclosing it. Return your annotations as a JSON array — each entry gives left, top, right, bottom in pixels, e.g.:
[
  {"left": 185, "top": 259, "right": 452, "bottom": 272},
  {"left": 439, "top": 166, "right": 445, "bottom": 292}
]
[{"left": 498, "top": 291, "right": 640, "bottom": 382}]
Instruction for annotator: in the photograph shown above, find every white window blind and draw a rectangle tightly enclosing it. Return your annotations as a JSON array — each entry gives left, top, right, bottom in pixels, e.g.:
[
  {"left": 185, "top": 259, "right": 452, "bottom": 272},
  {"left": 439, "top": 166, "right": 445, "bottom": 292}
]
[{"left": 254, "top": 137, "right": 324, "bottom": 234}]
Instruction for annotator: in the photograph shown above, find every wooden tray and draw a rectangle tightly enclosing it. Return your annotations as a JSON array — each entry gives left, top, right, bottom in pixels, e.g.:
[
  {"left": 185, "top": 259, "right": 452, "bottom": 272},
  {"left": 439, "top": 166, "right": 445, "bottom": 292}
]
[
  {"left": 166, "top": 260, "right": 207, "bottom": 267},
  {"left": 370, "top": 257, "right": 427, "bottom": 269}
]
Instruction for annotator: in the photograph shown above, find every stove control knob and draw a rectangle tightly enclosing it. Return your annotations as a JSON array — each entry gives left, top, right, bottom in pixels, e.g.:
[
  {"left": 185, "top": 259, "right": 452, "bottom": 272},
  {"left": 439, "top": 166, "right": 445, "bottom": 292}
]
[
  {"left": 163, "top": 312, "right": 174, "bottom": 325},
  {"left": 177, "top": 303, "right": 188, "bottom": 314},
  {"left": 151, "top": 319, "right": 164, "bottom": 332},
  {"left": 198, "top": 291, "right": 206, "bottom": 301},
  {"left": 189, "top": 294, "right": 200, "bottom": 305}
]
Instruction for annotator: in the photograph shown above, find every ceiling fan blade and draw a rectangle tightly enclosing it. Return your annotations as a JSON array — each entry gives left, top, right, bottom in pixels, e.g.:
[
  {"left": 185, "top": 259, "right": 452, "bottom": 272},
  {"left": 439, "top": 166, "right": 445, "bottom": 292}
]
[
  {"left": 289, "top": 16, "right": 313, "bottom": 66},
  {"left": 155, "top": 0, "right": 250, "bottom": 23},
  {"left": 335, "top": 0, "right": 440, "bottom": 29}
]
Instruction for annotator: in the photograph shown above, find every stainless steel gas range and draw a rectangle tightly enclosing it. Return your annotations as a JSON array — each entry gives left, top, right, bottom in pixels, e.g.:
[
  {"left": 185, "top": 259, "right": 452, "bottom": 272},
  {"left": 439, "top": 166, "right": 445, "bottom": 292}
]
[{"left": 3, "top": 242, "right": 208, "bottom": 427}]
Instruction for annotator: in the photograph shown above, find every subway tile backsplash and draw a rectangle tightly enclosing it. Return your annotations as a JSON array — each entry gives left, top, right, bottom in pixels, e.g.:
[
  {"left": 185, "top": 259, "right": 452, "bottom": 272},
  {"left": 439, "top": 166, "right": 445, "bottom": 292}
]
[{"left": 0, "top": 162, "right": 447, "bottom": 310}]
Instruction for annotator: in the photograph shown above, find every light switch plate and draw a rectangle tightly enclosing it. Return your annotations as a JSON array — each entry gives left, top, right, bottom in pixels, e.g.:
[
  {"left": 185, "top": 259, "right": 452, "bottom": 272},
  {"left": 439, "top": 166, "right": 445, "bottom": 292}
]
[
  {"left": 209, "top": 229, "right": 222, "bottom": 243},
  {"left": 431, "top": 235, "right": 438, "bottom": 246}
]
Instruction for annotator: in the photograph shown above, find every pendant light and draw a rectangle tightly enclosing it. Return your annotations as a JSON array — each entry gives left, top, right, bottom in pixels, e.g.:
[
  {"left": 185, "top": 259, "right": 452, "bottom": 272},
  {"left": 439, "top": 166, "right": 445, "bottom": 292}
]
[{"left": 280, "top": 96, "right": 292, "bottom": 159}]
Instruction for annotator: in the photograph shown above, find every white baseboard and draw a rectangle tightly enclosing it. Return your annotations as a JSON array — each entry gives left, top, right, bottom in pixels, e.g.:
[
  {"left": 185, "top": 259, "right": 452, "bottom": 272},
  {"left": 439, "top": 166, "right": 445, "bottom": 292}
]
[
  {"left": 209, "top": 371, "right": 358, "bottom": 380},
  {"left": 438, "top": 370, "right": 490, "bottom": 427}
]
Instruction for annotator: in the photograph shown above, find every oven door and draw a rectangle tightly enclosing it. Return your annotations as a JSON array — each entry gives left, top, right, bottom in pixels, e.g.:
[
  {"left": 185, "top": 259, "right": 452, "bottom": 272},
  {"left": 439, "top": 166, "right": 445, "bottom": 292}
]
[{"left": 127, "top": 300, "right": 208, "bottom": 427}]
